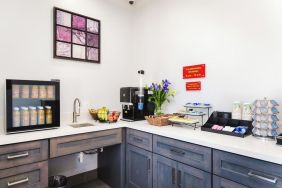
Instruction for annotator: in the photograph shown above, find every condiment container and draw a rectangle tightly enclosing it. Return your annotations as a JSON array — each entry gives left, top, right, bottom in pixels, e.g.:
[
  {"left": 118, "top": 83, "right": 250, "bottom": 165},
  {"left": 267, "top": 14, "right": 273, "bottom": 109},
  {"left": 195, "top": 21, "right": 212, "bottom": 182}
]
[
  {"left": 45, "top": 106, "right": 52, "bottom": 124},
  {"left": 13, "top": 107, "right": 20, "bottom": 127},
  {"left": 20, "top": 107, "right": 30, "bottom": 126},
  {"left": 37, "top": 106, "right": 45, "bottom": 125},
  {"left": 39, "top": 86, "right": 47, "bottom": 99},
  {"left": 12, "top": 85, "right": 20, "bottom": 98},
  {"left": 29, "top": 106, "right": 37, "bottom": 125},
  {"left": 21, "top": 85, "right": 30, "bottom": 98},
  {"left": 31, "top": 85, "right": 39, "bottom": 99}
]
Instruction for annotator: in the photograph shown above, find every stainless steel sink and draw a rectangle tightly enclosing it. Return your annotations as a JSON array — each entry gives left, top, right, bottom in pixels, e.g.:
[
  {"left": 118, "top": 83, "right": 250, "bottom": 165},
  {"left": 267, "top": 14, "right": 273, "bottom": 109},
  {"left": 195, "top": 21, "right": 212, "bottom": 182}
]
[{"left": 69, "top": 123, "right": 95, "bottom": 128}]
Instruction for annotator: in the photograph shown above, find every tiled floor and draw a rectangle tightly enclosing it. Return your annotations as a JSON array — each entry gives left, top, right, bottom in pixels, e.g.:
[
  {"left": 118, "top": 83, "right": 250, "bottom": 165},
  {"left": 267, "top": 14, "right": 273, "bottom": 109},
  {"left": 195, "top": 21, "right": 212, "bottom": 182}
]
[{"left": 72, "top": 179, "right": 111, "bottom": 188}]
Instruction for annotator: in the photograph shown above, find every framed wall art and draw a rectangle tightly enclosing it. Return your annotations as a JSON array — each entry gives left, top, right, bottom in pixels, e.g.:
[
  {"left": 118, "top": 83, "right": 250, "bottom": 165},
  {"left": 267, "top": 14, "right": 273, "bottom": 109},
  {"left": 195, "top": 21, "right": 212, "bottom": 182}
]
[{"left": 54, "top": 7, "right": 101, "bottom": 63}]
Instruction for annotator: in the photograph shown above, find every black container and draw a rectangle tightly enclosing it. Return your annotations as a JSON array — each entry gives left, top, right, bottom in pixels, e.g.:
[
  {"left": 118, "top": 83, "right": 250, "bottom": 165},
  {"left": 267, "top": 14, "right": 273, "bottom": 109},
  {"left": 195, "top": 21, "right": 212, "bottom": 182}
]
[
  {"left": 6, "top": 79, "right": 60, "bottom": 134},
  {"left": 201, "top": 111, "right": 252, "bottom": 138},
  {"left": 48, "top": 175, "right": 70, "bottom": 188},
  {"left": 276, "top": 134, "right": 282, "bottom": 145}
]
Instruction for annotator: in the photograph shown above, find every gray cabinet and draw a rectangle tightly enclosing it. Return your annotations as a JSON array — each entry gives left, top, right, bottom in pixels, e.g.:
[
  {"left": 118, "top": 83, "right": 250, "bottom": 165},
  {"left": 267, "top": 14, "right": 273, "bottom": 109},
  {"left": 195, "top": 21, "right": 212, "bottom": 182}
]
[
  {"left": 213, "top": 150, "right": 282, "bottom": 188},
  {"left": 0, "top": 161, "right": 48, "bottom": 188},
  {"left": 50, "top": 128, "right": 122, "bottom": 158},
  {"left": 127, "top": 129, "right": 153, "bottom": 151},
  {"left": 153, "top": 154, "right": 211, "bottom": 188},
  {"left": 213, "top": 175, "right": 249, "bottom": 188},
  {"left": 153, "top": 154, "right": 177, "bottom": 188},
  {"left": 178, "top": 162, "right": 211, "bottom": 188},
  {"left": 126, "top": 144, "right": 152, "bottom": 188},
  {"left": 153, "top": 135, "right": 212, "bottom": 172}
]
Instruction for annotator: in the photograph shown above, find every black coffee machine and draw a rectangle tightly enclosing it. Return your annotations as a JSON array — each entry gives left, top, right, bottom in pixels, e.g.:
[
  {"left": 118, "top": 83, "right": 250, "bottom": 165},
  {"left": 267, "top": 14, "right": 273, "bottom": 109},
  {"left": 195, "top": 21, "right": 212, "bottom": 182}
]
[{"left": 120, "top": 87, "right": 154, "bottom": 121}]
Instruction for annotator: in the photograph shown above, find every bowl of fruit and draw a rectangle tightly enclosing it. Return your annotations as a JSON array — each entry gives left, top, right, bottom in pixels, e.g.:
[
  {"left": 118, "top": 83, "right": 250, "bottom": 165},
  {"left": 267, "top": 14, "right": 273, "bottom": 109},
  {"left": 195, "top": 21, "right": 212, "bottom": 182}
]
[{"left": 89, "top": 107, "right": 120, "bottom": 123}]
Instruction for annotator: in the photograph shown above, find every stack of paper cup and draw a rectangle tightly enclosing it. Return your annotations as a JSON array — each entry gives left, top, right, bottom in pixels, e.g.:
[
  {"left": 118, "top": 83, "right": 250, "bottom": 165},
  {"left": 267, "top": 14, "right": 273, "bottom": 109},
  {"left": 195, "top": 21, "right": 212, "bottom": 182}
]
[{"left": 232, "top": 102, "right": 242, "bottom": 120}]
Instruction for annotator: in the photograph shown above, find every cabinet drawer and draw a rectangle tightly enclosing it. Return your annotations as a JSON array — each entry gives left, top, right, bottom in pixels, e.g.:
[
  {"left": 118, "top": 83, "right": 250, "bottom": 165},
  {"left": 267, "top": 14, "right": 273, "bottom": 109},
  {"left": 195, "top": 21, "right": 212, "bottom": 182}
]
[
  {"left": 213, "top": 175, "right": 249, "bottom": 188},
  {"left": 153, "top": 135, "right": 211, "bottom": 172},
  {"left": 0, "top": 161, "right": 48, "bottom": 188},
  {"left": 127, "top": 129, "right": 152, "bottom": 151},
  {"left": 50, "top": 128, "right": 122, "bottom": 158},
  {"left": 0, "top": 140, "right": 48, "bottom": 170},
  {"left": 213, "top": 150, "right": 282, "bottom": 188}
]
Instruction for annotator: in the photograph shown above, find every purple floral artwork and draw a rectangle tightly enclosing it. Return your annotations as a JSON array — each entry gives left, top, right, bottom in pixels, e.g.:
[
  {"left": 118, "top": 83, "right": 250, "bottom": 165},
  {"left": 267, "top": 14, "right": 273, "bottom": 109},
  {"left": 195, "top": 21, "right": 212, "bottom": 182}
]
[
  {"left": 55, "top": 8, "right": 100, "bottom": 63},
  {"left": 56, "top": 42, "right": 71, "bottom": 57},
  {"left": 72, "top": 44, "right": 86, "bottom": 59},
  {"left": 57, "top": 10, "right": 71, "bottom": 27},
  {"left": 72, "top": 30, "right": 85, "bottom": 45},
  {"left": 87, "top": 19, "right": 99, "bottom": 33},
  {"left": 87, "top": 33, "right": 99, "bottom": 47},
  {"left": 87, "top": 48, "right": 99, "bottom": 61},
  {"left": 56, "top": 26, "right": 71, "bottom": 42},
  {"left": 72, "top": 15, "right": 86, "bottom": 30}
]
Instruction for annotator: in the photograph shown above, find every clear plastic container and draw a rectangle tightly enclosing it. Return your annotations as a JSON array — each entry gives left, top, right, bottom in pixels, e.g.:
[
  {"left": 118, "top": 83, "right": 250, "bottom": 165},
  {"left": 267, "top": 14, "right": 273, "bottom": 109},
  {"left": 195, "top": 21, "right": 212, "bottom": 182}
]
[
  {"left": 21, "top": 107, "right": 30, "bottom": 126},
  {"left": 39, "top": 86, "right": 47, "bottom": 99},
  {"left": 47, "top": 86, "right": 55, "bottom": 99},
  {"left": 31, "top": 85, "right": 39, "bottom": 99},
  {"left": 13, "top": 107, "right": 20, "bottom": 127},
  {"left": 12, "top": 85, "right": 20, "bottom": 98},
  {"left": 21, "top": 85, "right": 30, "bottom": 98},
  {"left": 45, "top": 106, "right": 52, "bottom": 124},
  {"left": 37, "top": 106, "right": 45, "bottom": 125},
  {"left": 29, "top": 106, "right": 37, "bottom": 125}
]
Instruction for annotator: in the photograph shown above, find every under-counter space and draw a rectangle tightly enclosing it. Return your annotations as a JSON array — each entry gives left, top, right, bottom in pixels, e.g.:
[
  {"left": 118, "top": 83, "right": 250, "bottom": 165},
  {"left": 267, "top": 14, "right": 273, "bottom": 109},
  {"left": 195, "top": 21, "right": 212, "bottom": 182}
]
[{"left": 0, "top": 120, "right": 282, "bottom": 165}]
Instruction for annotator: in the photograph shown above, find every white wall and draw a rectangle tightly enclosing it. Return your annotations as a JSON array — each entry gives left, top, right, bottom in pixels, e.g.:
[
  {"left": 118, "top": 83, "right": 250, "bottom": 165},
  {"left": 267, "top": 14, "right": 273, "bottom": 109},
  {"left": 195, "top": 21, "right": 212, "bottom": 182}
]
[
  {"left": 1, "top": 0, "right": 282, "bottom": 123},
  {"left": 0, "top": 0, "right": 136, "bottom": 125},
  {"left": 133, "top": 0, "right": 282, "bottom": 117}
]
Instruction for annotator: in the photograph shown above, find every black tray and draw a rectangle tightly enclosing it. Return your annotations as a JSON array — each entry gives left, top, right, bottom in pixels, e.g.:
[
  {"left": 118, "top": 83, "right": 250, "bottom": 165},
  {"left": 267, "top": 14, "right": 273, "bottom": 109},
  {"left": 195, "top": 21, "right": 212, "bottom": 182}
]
[{"left": 201, "top": 111, "right": 252, "bottom": 138}]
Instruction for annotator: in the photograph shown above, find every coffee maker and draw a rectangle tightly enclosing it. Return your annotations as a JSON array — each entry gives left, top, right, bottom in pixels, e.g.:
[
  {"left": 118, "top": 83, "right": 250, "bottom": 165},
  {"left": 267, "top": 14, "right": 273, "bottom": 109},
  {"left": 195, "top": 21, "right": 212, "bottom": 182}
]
[{"left": 120, "top": 87, "right": 154, "bottom": 121}]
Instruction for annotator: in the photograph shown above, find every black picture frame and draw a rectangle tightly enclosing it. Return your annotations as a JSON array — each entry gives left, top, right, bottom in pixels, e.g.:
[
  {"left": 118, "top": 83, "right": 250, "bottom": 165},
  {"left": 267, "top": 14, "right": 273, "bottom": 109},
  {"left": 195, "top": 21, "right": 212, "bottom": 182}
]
[{"left": 54, "top": 7, "right": 101, "bottom": 64}]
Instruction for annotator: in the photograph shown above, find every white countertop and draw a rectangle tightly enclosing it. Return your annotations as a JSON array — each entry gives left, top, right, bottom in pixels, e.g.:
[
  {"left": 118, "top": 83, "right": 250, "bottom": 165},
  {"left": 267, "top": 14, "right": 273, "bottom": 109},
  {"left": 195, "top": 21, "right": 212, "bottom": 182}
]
[{"left": 0, "top": 120, "right": 282, "bottom": 165}]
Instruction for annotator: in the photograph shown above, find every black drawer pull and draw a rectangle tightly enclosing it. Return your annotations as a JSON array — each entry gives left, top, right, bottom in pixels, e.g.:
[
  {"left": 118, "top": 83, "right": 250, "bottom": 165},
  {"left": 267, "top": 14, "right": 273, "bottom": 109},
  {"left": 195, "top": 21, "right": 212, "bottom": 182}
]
[
  {"left": 177, "top": 170, "right": 182, "bottom": 188},
  {"left": 147, "top": 158, "right": 151, "bottom": 171},
  {"left": 133, "top": 137, "right": 143, "bottom": 143},
  {"left": 248, "top": 170, "right": 278, "bottom": 184},
  {"left": 7, "top": 152, "right": 29, "bottom": 160},
  {"left": 170, "top": 148, "right": 185, "bottom": 156},
  {"left": 8, "top": 177, "right": 29, "bottom": 187},
  {"left": 172, "top": 168, "right": 176, "bottom": 185}
]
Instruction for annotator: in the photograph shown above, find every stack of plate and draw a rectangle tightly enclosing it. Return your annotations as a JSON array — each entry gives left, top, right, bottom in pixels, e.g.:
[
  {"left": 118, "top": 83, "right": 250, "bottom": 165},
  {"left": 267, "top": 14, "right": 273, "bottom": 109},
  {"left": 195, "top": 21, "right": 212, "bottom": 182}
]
[{"left": 252, "top": 99, "right": 280, "bottom": 139}]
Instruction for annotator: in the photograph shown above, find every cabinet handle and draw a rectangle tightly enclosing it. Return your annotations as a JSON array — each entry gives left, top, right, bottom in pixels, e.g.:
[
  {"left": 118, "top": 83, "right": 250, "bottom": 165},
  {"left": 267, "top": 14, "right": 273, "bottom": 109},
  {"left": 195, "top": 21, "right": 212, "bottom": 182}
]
[
  {"left": 133, "top": 137, "right": 143, "bottom": 143},
  {"left": 177, "top": 170, "right": 182, "bottom": 188},
  {"left": 172, "top": 168, "right": 176, "bottom": 185},
  {"left": 8, "top": 177, "right": 29, "bottom": 187},
  {"left": 7, "top": 152, "right": 29, "bottom": 160},
  {"left": 248, "top": 170, "right": 278, "bottom": 184},
  {"left": 170, "top": 148, "right": 185, "bottom": 156},
  {"left": 147, "top": 158, "right": 151, "bottom": 171}
]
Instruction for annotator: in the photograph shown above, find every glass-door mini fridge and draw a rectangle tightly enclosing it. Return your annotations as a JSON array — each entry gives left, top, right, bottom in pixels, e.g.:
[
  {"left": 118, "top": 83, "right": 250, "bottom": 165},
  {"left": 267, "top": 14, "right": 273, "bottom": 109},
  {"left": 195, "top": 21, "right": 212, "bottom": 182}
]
[{"left": 6, "top": 79, "right": 60, "bottom": 134}]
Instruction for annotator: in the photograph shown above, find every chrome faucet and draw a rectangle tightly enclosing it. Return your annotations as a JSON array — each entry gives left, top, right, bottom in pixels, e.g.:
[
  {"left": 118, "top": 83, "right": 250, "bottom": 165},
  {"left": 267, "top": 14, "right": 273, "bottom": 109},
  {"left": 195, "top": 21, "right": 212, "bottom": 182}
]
[{"left": 73, "top": 98, "right": 81, "bottom": 123}]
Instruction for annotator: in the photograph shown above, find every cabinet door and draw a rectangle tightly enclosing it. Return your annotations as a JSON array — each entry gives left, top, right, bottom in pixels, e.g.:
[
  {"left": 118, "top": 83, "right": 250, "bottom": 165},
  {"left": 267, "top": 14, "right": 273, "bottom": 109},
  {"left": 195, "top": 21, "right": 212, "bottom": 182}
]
[
  {"left": 213, "top": 175, "right": 249, "bottom": 188},
  {"left": 153, "top": 154, "right": 177, "bottom": 188},
  {"left": 178, "top": 162, "right": 211, "bottom": 188},
  {"left": 126, "top": 144, "right": 152, "bottom": 188}
]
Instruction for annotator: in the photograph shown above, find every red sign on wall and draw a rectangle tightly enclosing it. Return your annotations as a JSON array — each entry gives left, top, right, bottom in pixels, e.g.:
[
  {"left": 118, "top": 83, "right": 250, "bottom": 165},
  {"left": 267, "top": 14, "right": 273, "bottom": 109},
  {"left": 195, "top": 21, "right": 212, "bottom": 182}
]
[
  {"left": 186, "top": 82, "right": 201, "bottom": 91},
  {"left": 183, "top": 64, "right": 206, "bottom": 79}
]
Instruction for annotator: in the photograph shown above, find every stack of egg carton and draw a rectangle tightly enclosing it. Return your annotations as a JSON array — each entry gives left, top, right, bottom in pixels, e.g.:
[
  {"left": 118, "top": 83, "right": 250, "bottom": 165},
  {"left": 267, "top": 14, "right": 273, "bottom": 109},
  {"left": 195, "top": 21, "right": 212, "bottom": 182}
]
[{"left": 252, "top": 99, "right": 280, "bottom": 139}]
